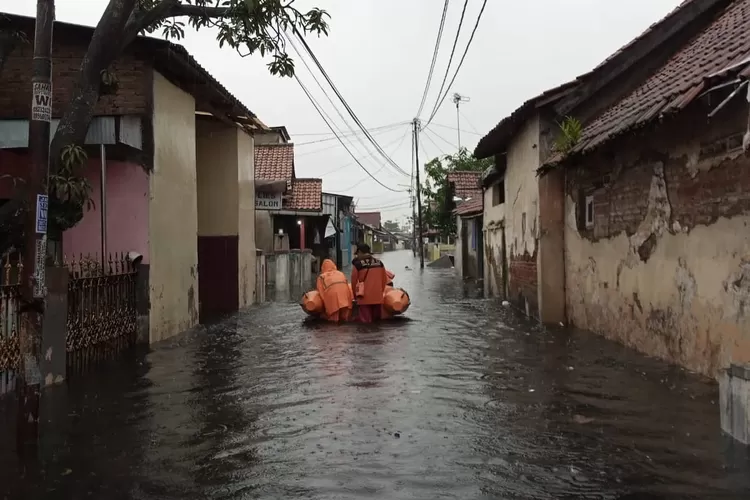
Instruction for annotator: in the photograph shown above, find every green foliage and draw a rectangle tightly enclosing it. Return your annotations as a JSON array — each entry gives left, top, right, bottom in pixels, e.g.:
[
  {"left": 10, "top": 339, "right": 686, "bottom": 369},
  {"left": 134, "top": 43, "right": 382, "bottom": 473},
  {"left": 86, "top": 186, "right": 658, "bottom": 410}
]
[
  {"left": 554, "top": 116, "right": 583, "bottom": 154},
  {"left": 49, "top": 145, "right": 95, "bottom": 233},
  {"left": 421, "top": 147, "right": 491, "bottom": 238},
  {"left": 137, "top": 0, "right": 330, "bottom": 78},
  {"left": 383, "top": 220, "right": 400, "bottom": 232}
]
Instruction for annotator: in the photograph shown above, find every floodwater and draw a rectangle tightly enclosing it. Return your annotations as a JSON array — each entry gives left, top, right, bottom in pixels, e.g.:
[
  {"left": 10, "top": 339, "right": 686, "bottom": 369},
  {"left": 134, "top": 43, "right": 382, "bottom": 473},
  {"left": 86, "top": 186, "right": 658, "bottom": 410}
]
[{"left": 1, "top": 249, "right": 750, "bottom": 499}]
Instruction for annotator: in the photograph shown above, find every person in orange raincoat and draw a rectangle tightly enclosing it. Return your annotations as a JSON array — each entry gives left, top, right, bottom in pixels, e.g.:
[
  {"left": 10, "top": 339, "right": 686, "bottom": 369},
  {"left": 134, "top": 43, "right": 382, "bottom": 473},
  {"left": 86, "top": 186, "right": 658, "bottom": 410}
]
[
  {"left": 316, "top": 259, "right": 354, "bottom": 322},
  {"left": 350, "top": 243, "right": 388, "bottom": 323}
]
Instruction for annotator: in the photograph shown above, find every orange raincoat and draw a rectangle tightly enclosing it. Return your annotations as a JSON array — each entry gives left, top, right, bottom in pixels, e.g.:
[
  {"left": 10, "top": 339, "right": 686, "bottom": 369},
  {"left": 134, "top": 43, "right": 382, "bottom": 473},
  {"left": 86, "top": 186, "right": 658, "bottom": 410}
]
[{"left": 316, "top": 259, "right": 354, "bottom": 322}]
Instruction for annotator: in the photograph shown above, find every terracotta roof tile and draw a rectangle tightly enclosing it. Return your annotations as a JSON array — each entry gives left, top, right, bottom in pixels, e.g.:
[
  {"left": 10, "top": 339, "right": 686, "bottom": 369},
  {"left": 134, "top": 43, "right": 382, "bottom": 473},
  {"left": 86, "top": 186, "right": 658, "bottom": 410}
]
[
  {"left": 562, "top": 0, "right": 750, "bottom": 160},
  {"left": 454, "top": 197, "right": 483, "bottom": 216},
  {"left": 355, "top": 212, "right": 381, "bottom": 228},
  {"left": 446, "top": 171, "right": 482, "bottom": 198},
  {"left": 255, "top": 144, "right": 294, "bottom": 190},
  {"left": 285, "top": 178, "right": 322, "bottom": 211}
]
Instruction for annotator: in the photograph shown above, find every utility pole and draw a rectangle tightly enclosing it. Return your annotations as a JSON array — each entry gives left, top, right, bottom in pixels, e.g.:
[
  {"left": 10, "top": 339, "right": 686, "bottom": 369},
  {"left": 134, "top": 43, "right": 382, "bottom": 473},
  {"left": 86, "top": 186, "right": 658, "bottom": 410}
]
[
  {"left": 412, "top": 118, "right": 425, "bottom": 269},
  {"left": 18, "top": 0, "right": 54, "bottom": 452},
  {"left": 452, "top": 93, "right": 470, "bottom": 150}
]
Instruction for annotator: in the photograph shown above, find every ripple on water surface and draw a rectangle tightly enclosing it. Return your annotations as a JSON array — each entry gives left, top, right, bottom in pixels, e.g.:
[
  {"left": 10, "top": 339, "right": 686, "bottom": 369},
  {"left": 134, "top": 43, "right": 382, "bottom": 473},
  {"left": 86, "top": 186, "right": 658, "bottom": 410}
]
[{"left": 1, "top": 250, "right": 749, "bottom": 499}]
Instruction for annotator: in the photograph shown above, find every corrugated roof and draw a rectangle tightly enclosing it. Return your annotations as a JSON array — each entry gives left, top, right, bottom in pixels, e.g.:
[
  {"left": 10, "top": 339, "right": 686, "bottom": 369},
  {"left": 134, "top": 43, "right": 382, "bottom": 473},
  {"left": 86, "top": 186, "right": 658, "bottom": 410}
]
[
  {"left": 285, "top": 178, "right": 322, "bottom": 211},
  {"left": 548, "top": 0, "right": 750, "bottom": 165},
  {"left": 255, "top": 144, "right": 295, "bottom": 190},
  {"left": 446, "top": 171, "right": 482, "bottom": 198}
]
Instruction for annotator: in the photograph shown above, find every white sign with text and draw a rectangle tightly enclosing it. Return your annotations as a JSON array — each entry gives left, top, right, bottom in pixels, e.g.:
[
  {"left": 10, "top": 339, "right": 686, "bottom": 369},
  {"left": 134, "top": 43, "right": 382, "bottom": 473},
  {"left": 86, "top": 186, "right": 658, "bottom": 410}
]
[{"left": 255, "top": 191, "right": 282, "bottom": 210}]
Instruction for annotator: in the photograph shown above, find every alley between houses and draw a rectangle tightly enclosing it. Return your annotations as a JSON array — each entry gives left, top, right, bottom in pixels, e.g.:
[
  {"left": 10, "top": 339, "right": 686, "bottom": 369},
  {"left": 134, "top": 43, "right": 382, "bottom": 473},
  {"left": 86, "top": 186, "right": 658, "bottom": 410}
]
[{"left": 1, "top": 250, "right": 749, "bottom": 500}]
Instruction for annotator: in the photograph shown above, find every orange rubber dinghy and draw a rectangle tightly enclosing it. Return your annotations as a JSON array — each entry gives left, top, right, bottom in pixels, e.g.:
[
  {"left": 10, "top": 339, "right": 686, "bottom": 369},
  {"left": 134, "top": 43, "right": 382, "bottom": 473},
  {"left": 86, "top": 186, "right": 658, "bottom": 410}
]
[
  {"left": 300, "top": 290, "right": 324, "bottom": 316},
  {"left": 300, "top": 286, "right": 410, "bottom": 318}
]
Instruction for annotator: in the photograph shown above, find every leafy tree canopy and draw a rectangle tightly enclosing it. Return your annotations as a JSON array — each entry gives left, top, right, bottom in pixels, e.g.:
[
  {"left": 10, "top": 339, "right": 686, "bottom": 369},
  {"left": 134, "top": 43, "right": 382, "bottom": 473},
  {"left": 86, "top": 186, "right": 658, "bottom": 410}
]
[{"left": 421, "top": 147, "right": 491, "bottom": 238}]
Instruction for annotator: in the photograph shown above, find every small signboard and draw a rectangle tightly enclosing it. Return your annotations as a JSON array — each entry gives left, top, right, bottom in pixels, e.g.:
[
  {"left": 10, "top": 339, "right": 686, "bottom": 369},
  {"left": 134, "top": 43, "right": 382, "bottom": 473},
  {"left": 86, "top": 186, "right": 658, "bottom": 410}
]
[
  {"left": 324, "top": 219, "right": 336, "bottom": 238},
  {"left": 33, "top": 236, "right": 47, "bottom": 298},
  {"left": 31, "top": 82, "right": 52, "bottom": 123},
  {"left": 35, "top": 194, "right": 48, "bottom": 234},
  {"left": 255, "top": 191, "right": 282, "bottom": 210}
]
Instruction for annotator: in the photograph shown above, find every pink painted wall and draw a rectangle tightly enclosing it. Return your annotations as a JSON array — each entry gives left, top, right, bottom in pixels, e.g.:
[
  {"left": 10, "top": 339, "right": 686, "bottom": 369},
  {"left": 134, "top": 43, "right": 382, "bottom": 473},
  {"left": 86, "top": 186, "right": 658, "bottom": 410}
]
[{"left": 63, "top": 159, "right": 150, "bottom": 264}]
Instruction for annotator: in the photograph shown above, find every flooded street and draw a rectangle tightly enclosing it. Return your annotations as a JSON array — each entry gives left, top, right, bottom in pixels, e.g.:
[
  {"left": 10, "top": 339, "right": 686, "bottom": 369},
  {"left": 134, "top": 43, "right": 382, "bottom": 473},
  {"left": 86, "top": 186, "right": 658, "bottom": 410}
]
[{"left": 2, "top": 249, "right": 750, "bottom": 499}]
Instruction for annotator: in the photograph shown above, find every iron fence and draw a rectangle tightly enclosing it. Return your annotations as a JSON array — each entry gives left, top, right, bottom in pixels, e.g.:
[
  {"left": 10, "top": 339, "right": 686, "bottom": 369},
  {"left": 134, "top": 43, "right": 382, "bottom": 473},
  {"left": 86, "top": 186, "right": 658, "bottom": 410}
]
[
  {"left": 0, "top": 256, "right": 21, "bottom": 395},
  {"left": 66, "top": 253, "right": 137, "bottom": 370}
]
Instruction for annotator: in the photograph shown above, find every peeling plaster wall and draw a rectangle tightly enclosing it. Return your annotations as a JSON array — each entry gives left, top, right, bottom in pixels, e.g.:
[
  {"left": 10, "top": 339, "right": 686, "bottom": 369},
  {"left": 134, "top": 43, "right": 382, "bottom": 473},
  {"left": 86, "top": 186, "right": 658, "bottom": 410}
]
[
  {"left": 483, "top": 183, "right": 505, "bottom": 298},
  {"left": 565, "top": 102, "right": 750, "bottom": 377},
  {"left": 505, "top": 115, "right": 541, "bottom": 316},
  {"left": 149, "top": 71, "right": 199, "bottom": 342}
]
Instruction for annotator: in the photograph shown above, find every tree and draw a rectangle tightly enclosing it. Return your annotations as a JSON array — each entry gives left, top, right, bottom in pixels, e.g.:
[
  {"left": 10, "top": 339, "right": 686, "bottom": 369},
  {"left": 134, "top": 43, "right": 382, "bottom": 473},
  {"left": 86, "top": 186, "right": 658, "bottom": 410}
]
[
  {"left": 421, "top": 147, "right": 491, "bottom": 238},
  {"left": 0, "top": 0, "right": 329, "bottom": 253},
  {"left": 382, "top": 220, "right": 400, "bottom": 232}
]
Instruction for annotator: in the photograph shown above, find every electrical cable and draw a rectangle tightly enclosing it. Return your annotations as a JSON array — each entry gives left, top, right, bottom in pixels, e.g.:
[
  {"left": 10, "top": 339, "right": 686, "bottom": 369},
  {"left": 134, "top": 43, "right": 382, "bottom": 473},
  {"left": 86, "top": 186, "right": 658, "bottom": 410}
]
[
  {"left": 423, "top": 126, "right": 458, "bottom": 150},
  {"left": 415, "top": 0, "right": 450, "bottom": 118},
  {"left": 294, "top": 122, "right": 408, "bottom": 146},
  {"left": 291, "top": 28, "right": 410, "bottom": 177},
  {"left": 335, "top": 127, "right": 412, "bottom": 191},
  {"left": 424, "top": 0, "right": 469, "bottom": 122},
  {"left": 315, "top": 126, "right": 411, "bottom": 178},
  {"left": 424, "top": 0, "right": 489, "bottom": 128},
  {"left": 421, "top": 128, "right": 447, "bottom": 156},
  {"left": 291, "top": 72, "right": 405, "bottom": 192},
  {"left": 431, "top": 122, "right": 483, "bottom": 136},
  {"left": 291, "top": 122, "right": 408, "bottom": 137}
]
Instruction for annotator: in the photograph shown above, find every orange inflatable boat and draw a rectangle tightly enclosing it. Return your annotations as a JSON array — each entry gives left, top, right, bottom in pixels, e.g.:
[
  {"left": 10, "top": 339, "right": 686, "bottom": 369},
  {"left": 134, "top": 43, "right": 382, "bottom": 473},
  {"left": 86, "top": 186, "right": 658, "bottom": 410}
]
[{"left": 300, "top": 285, "right": 411, "bottom": 319}]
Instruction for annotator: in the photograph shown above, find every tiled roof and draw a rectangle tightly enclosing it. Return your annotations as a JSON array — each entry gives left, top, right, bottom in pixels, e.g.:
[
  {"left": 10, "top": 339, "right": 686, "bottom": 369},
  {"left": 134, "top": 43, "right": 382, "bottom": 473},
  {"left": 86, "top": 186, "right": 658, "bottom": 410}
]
[
  {"left": 454, "top": 197, "right": 483, "bottom": 216},
  {"left": 255, "top": 144, "right": 294, "bottom": 190},
  {"left": 549, "top": 0, "right": 750, "bottom": 164},
  {"left": 285, "top": 178, "right": 322, "bottom": 211},
  {"left": 446, "top": 171, "right": 482, "bottom": 199},
  {"left": 355, "top": 212, "right": 381, "bottom": 228}
]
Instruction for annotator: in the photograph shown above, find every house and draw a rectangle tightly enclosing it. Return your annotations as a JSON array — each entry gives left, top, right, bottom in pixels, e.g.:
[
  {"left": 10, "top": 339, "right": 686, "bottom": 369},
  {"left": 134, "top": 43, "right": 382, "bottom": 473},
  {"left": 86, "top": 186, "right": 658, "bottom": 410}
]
[
  {"left": 540, "top": 0, "right": 750, "bottom": 377},
  {"left": 474, "top": 0, "right": 734, "bottom": 323},
  {"left": 476, "top": 0, "right": 750, "bottom": 377},
  {"left": 253, "top": 141, "right": 324, "bottom": 252},
  {"left": 0, "top": 14, "right": 265, "bottom": 342},
  {"left": 447, "top": 171, "right": 483, "bottom": 279},
  {"left": 354, "top": 211, "right": 381, "bottom": 251}
]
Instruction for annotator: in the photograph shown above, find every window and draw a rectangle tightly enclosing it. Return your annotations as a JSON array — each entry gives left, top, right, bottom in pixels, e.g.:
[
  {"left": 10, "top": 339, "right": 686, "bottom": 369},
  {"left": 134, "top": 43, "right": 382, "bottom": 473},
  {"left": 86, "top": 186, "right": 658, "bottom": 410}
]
[
  {"left": 585, "top": 195, "right": 594, "bottom": 229},
  {"left": 492, "top": 181, "right": 505, "bottom": 206}
]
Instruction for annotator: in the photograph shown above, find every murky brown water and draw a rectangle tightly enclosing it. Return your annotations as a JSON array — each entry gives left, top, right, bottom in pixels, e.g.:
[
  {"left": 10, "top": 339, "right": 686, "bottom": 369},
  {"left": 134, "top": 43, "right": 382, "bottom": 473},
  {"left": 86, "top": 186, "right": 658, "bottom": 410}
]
[{"left": 1, "top": 250, "right": 749, "bottom": 499}]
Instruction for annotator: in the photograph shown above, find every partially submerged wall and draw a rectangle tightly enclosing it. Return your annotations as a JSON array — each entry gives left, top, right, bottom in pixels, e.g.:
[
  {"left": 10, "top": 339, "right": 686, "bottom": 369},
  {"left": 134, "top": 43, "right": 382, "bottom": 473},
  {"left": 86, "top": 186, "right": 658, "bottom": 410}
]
[
  {"left": 564, "top": 101, "right": 750, "bottom": 377},
  {"left": 149, "top": 71, "right": 198, "bottom": 342}
]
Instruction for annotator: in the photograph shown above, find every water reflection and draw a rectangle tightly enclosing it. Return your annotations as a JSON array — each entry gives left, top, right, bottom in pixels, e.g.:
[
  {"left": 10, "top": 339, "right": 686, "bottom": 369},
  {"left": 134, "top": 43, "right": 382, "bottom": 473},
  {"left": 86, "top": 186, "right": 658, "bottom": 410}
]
[{"left": 0, "top": 250, "right": 748, "bottom": 499}]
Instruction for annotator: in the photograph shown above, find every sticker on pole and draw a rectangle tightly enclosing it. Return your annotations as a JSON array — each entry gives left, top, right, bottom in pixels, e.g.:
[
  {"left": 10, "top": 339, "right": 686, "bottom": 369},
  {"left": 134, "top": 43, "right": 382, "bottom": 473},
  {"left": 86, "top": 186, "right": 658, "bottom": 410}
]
[
  {"left": 35, "top": 194, "right": 48, "bottom": 234},
  {"left": 31, "top": 82, "right": 52, "bottom": 123},
  {"left": 33, "top": 236, "right": 47, "bottom": 298}
]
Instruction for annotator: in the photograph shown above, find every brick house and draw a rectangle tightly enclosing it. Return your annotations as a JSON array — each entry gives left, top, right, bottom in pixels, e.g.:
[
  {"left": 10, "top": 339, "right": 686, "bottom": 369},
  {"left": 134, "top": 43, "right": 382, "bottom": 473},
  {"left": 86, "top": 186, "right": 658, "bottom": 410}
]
[
  {"left": 0, "top": 14, "right": 265, "bottom": 341},
  {"left": 542, "top": 0, "right": 750, "bottom": 377},
  {"left": 447, "top": 171, "right": 482, "bottom": 279},
  {"left": 474, "top": 0, "right": 734, "bottom": 323}
]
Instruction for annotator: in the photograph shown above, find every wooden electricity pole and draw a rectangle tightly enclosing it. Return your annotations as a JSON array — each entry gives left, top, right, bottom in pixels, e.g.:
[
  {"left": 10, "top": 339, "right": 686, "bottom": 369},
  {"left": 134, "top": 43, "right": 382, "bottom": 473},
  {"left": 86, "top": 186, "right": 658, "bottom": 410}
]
[
  {"left": 18, "top": 0, "right": 54, "bottom": 451},
  {"left": 412, "top": 118, "right": 425, "bottom": 269}
]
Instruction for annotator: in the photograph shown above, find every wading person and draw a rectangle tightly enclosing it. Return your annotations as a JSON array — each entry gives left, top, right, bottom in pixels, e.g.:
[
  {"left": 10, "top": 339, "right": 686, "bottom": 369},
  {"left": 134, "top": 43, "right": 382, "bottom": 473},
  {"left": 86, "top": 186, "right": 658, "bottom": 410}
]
[
  {"left": 351, "top": 243, "right": 388, "bottom": 323},
  {"left": 316, "top": 259, "right": 354, "bottom": 322}
]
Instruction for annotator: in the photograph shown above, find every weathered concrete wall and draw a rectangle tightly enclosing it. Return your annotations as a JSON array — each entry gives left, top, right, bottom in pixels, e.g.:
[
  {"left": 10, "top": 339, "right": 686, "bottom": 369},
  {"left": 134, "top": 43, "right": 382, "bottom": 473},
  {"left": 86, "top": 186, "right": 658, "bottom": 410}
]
[
  {"left": 237, "top": 129, "right": 257, "bottom": 307},
  {"left": 149, "top": 71, "right": 198, "bottom": 342},
  {"left": 196, "top": 118, "right": 239, "bottom": 237},
  {"left": 564, "top": 101, "right": 750, "bottom": 377},
  {"left": 455, "top": 217, "right": 465, "bottom": 277},
  {"left": 504, "top": 115, "right": 541, "bottom": 317},
  {"left": 255, "top": 210, "right": 274, "bottom": 254}
]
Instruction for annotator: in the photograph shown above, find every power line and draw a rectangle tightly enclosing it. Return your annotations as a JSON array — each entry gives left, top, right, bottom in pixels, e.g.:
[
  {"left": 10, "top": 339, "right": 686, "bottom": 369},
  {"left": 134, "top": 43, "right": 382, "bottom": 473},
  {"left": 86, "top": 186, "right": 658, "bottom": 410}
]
[
  {"left": 285, "top": 33, "right": 398, "bottom": 175},
  {"left": 290, "top": 122, "right": 408, "bottom": 136},
  {"left": 431, "top": 122, "right": 483, "bottom": 136},
  {"left": 424, "top": 0, "right": 469, "bottom": 122},
  {"left": 357, "top": 200, "right": 412, "bottom": 211},
  {"left": 295, "top": 124, "right": 404, "bottom": 157},
  {"left": 291, "top": 28, "right": 410, "bottom": 177},
  {"left": 424, "top": 0, "right": 489, "bottom": 127},
  {"left": 421, "top": 129, "right": 447, "bottom": 157},
  {"left": 459, "top": 110, "right": 480, "bottom": 134},
  {"left": 315, "top": 125, "right": 411, "bottom": 179},
  {"left": 415, "top": 0, "right": 450, "bottom": 118},
  {"left": 294, "top": 122, "right": 408, "bottom": 146},
  {"left": 291, "top": 70, "right": 405, "bottom": 192},
  {"left": 423, "top": 126, "right": 458, "bottom": 150},
  {"left": 336, "top": 128, "right": 411, "bottom": 191}
]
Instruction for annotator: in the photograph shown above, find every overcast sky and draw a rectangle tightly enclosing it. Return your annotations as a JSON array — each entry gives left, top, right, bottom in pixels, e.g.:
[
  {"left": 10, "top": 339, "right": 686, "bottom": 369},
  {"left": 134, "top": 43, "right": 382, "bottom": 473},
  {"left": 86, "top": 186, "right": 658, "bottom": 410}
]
[{"left": 7, "top": 0, "right": 682, "bottom": 224}]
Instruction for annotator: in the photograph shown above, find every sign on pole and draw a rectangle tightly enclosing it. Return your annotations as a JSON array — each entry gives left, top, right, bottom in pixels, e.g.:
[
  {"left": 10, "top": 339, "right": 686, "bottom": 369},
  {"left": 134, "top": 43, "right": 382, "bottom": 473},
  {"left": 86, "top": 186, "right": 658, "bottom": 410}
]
[
  {"left": 31, "top": 82, "right": 52, "bottom": 123},
  {"left": 35, "top": 194, "right": 48, "bottom": 234}
]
